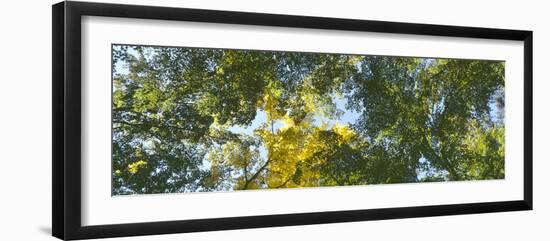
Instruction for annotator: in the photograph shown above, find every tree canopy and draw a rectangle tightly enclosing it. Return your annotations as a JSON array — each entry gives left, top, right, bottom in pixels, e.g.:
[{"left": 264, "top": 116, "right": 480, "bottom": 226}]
[{"left": 111, "top": 45, "right": 504, "bottom": 195}]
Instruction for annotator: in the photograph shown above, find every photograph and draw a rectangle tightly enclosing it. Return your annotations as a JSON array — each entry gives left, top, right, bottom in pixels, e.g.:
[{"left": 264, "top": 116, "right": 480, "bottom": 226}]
[
  {"left": 112, "top": 44, "right": 505, "bottom": 195},
  {"left": 0, "top": 0, "right": 543, "bottom": 239},
  {"left": 42, "top": 1, "right": 536, "bottom": 239}
]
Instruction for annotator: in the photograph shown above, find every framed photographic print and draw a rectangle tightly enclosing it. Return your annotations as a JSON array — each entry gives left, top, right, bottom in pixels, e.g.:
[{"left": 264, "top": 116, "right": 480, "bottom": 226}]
[{"left": 52, "top": 1, "right": 533, "bottom": 240}]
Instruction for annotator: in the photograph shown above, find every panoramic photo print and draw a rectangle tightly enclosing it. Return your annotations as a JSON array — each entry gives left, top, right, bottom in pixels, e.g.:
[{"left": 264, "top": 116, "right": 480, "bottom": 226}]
[{"left": 111, "top": 44, "right": 505, "bottom": 195}]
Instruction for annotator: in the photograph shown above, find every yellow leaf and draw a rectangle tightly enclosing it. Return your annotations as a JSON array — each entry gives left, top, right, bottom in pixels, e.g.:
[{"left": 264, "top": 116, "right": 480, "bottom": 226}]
[{"left": 128, "top": 160, "right": 147, "bottom": 174}]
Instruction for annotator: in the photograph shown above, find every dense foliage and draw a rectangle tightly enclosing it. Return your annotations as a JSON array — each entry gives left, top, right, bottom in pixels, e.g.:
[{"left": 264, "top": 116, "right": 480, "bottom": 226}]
[{"left": 112, "top": 45, "right": 504, "bottom": 195}]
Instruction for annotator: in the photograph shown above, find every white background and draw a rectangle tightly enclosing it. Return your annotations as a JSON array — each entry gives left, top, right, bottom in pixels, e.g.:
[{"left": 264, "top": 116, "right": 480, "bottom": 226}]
[{"left": 0, "top": 0, "right": 548, "bottom": 240}]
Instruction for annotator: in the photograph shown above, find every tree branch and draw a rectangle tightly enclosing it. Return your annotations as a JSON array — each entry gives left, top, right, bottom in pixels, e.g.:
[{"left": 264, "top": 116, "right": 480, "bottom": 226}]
[{"left": 243, "top": 159, "right": 270, "bottom": 190}]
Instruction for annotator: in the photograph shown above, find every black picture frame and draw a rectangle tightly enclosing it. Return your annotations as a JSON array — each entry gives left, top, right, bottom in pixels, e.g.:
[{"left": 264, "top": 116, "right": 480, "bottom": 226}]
[{"left": 52, "top": 1, "right": 533, "bottom": 240}]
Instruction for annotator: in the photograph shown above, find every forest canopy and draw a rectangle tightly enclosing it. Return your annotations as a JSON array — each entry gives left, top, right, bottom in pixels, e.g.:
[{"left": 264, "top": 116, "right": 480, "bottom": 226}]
[{"left": 111, "top": 44, "right": 505, "bottom": 195}]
